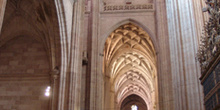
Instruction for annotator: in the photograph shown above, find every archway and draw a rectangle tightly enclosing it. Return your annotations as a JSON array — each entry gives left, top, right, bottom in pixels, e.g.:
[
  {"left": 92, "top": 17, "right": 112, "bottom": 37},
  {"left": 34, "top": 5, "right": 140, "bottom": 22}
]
[
  {"left": 121, "top": 94, "right": 148, "bottom": 110},
  {"left": 103, "top": 23, "right": 158, "bottom": 110}
]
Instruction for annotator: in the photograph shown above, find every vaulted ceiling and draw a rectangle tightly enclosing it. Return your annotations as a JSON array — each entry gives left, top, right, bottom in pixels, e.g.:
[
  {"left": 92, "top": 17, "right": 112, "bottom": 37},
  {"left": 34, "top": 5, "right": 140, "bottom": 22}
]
[
  {"left": 0, "top": 0, "right": 61, "bottom": 69},
  {"left": 104, "top": 23, "right": 157, "bottom": 109}
]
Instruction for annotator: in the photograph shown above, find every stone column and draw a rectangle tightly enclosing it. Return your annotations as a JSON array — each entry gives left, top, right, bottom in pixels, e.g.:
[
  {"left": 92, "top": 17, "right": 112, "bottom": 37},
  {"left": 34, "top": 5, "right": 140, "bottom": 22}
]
[
  {"left": 54, "top": 0, "right": 73, "bottom": 109},
  {"left": 104, "top": 76, "right": 111, "bottom": 110},
  {"left": 0, "top": 0, "right": 6, "bottom": 34},
  {"left": 55, "top": 0, "right": 84, "bottom": 110},
  {"left": 89, "top": 0, "right": 103, "bottom": 110},
  {"left": 166, "top": 0, "right": 205, "bottom": 109},
  {"left": 155, "top": 0, "right": 174, "bottom": 109},
  {"left": 68, "top": 0, "right": 84, "bottom": 109},
  {"left": 50, "top": 68, "right": 59, "bottom": 110}
]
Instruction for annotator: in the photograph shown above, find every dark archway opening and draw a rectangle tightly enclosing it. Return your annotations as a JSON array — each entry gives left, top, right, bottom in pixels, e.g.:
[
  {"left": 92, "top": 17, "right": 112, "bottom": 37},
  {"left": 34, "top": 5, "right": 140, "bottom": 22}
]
[{"left": 120, "top": 94, "right": 148, "bottom": 110}]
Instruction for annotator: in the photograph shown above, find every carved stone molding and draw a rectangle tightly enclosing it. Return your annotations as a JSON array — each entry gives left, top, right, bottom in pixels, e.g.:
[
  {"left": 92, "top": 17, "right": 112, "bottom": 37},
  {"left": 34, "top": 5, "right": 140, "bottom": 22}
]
[{"left": 101, "top": 4, "right": 154, "bottom": 13}]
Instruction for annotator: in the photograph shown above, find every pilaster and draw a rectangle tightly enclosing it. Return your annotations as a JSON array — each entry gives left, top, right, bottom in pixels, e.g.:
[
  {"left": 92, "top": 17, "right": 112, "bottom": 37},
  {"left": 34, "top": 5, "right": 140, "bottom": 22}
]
[
  {"left": 89, "top": 0, "right": 102, "bottom": 110},
  {"left": 68, "top": 0, "right": 84, "bottom": 109},
  {"left": 155, "top": 0, "right": 174, "bottom": 109}
]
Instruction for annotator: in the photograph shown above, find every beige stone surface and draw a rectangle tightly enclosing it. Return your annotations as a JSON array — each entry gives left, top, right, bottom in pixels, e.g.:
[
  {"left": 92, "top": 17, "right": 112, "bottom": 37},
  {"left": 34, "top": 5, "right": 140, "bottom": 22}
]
[
  {"left": 166, "top": 0, "right": 205, "bottom": 109},
  {"left": 0, "top": 0, "right": 207, "bottom": 110},
  {"left": 0, "top": 80, "right": 50, "bottom": 110},
  {"left": 0, "top": 36, "right": 49, "bottom": 74}
]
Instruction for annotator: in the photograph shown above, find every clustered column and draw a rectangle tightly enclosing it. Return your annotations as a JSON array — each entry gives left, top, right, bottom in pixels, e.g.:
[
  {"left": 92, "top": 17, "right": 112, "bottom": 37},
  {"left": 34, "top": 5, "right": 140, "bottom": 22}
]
[
  {"left": 50, "top": 67, "right": 60, "bottom": 110},
  {"left": 166, "top": 0, "right": 205, "bottom": 109}
]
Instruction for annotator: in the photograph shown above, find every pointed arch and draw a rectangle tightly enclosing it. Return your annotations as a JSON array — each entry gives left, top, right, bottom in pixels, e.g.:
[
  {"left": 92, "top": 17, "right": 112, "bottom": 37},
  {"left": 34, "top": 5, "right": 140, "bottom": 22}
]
[
  {"left": 103, "top": 22, "right": 158, "bottom": 110},
  {"left": 101, "top": 19, "right": 159, "bottom": 53},
  {"left": 120, "top": 94, "right": 148, "bottom": 110}
]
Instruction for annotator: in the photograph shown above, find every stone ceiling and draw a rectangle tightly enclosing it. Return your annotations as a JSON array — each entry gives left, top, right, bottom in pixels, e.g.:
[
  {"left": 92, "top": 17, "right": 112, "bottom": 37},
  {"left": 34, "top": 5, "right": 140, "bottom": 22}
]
[
  {"left": 104, "top": 23, "right": 157, "bottom": 109},
  {"left": 0, "top": 0, "right": 61, "bottom": 68}
]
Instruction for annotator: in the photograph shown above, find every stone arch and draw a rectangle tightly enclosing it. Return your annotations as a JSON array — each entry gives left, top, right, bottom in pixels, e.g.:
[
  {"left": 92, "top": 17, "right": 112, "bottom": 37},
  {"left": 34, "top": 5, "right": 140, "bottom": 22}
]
[
  {"left": 100, "top": 18, "right": 159, "bottom": 53},
  {"left": 120, "top": 94, "right": 148, "bottom": 110},
  {"left": 53, "top": 0, "right": 67, "bottom": 109},
  {"left": 103, "top": 23, "right": 158, "bottom": 110}
]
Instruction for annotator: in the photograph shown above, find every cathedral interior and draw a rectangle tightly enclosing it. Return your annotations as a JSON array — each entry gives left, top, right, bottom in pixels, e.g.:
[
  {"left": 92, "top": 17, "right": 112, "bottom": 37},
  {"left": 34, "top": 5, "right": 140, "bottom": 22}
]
[{"left": 0, "top": 0, "right": 219, "bottom": 110}]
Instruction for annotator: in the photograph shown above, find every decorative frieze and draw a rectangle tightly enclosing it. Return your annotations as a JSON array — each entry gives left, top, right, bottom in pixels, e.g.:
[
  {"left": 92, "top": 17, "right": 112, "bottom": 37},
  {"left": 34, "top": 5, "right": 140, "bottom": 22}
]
[{"left": 102, "top": 4, "right": 154, "bottom": 12}]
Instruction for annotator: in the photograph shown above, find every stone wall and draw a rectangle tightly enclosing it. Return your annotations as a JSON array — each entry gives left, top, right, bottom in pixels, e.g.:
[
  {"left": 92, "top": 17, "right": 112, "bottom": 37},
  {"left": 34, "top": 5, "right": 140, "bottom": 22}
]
[
  {"left": 0, "top": 36, "right": 50, "bottom": 110},
  {"left": 0, "top": 80, "right": 50, "bottom": 110},
  {"left": 86, "top": 0, "right": 173, "bottom": 109},
  {"left": 0, "top": 36, "right": 49, "bottom": 74}
]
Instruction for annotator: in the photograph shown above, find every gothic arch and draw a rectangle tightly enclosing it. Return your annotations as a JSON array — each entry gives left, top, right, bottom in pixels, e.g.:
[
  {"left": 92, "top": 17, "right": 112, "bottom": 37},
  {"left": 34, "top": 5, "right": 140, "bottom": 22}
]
[
  {"left": 120, "top": 94, "right": 148, "bottom": 110},
  {"left": 103, "top": 23, "right": 158, "bottom": 110},
  {"left": 101, "top": 19, "right": 159, "bottom": 53}
]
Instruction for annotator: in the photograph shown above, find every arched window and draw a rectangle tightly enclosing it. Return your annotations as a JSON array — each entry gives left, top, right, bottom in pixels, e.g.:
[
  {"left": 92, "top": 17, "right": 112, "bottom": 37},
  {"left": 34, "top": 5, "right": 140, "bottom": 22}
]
[{"left": 131, "top": 105, "right": 138, "bottom": 110}]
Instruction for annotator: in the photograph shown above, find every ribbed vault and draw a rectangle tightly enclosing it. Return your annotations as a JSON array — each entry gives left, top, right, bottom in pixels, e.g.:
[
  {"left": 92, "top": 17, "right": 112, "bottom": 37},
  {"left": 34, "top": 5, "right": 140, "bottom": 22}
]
[
  {"left": 104, "top": 23, "right": 157, "bottom": 110},
  {"left": 0, "top": 0, "right": 61, "bottom": 69}
]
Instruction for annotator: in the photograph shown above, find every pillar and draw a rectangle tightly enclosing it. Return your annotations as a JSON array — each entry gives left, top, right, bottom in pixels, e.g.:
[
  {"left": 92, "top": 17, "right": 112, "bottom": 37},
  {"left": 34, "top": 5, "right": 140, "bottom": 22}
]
[
  {"left": 50, "top": 68, "right": 60, "bottom": 110},
  {"left": 55, "top": 0, "right": 85, "bottom": 110},
  {"left": 166, "top": 0, "right": 205, "bottom": 109}
]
